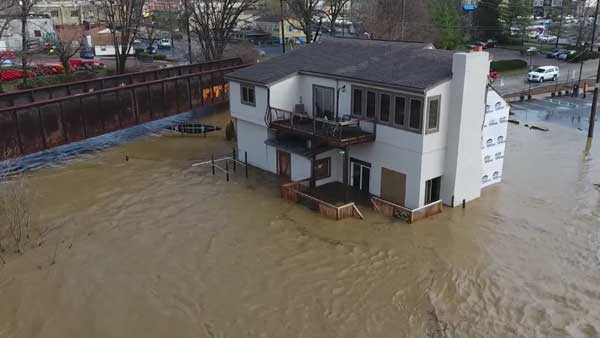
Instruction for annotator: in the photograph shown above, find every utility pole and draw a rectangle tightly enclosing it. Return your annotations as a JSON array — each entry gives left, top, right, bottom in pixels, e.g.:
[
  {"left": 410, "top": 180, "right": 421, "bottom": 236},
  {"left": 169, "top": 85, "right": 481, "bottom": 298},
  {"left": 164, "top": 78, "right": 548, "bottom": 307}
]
[
  {"left": 555, "top": 1, "right": 564, "bottom": 49},
  {"left": 280, "top": 0, "right": 286, "bottom": 54},
  {"left": 587, "top": 1, "right": 600, "bottom": 139},
  {"left": 184, "top": 0, "right": 192, "bottom": 63}
]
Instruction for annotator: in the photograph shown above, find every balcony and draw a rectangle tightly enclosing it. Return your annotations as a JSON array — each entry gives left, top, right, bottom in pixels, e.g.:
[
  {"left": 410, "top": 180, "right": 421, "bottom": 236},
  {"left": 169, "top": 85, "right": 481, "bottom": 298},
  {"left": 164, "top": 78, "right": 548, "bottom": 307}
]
[{"left": 267, "top": 107, "right": 376, "bottom": 148}]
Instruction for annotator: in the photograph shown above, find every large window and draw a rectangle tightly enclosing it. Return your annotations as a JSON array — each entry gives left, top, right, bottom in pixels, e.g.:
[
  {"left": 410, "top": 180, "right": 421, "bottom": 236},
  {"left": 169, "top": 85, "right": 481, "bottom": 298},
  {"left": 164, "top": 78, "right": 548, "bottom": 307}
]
[
  {"left": 379, "top": 93, "right": 390, "bottom": 122},
  {"left": 314, "top": 158, "right": 331, "bottom": 180},
  {"left": 366, "top": 91, "right": 376, "bottom": 118},
  {"left": 427, "top": 96, "right": 440, "bottom": 132},
  {"left": 241, "top": 84, "right": 255, "bottom": 106},
  {"left": 313, "top": 85, "right": 335, "bottom": 119},
  {"left": 352, "top": 88, "right": 363, "bottom": 116},
  {"left": 409, "top": 99, "right": 423, "bottom": 130},
  {"left": 394, "top": 96, "right": 406, "bottom": 126}
]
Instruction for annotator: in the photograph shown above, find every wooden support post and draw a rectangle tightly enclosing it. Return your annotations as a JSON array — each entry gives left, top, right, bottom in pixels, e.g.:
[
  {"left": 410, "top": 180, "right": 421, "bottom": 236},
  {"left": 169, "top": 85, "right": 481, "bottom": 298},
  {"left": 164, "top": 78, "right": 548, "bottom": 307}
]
[
  {"left": 79, "top": 96, "right": 87, "bottom": 137},
  {"left": 37, "top": 107, "right": 48, "bottom": 149},
  {"left": 232, "top": 148, "right": 237, "bottom": 172},
  {"left": 211, "top": 154, "right": 215, "bottom": 175},
  {"left": 131, "top": 88, "right": 139, "bottom": 123},
  {"left": 187, "top": 77, "right": 193, "bottom": 111},
  {"left": 12, "top": 110, "right": 24, "bottom": 156},
  {"left": 58, "top": 101, "right": 68, "bottom": 142},
  {"left": 225, "top": 159, "right": 230, "bottom": 182},
  {"left": 245, "top": 151, "right": 248, "bottom": 178},
  {"left": 146, "top": 84, "right": 153, "bottom": 119}
]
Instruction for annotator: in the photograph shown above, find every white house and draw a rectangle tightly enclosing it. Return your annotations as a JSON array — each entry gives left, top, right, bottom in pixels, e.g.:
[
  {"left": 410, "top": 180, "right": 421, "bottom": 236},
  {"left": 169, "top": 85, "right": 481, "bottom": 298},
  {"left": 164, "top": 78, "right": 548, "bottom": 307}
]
[{"left": 225, "top": 39, "right": 506, "bottom": 215}]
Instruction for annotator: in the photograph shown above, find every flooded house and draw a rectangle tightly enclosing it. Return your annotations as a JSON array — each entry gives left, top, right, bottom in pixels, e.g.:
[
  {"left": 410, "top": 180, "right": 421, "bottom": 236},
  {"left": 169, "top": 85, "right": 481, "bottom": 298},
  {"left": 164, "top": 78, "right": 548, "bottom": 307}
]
[{"left": 225, "top": 39, "right": 508, "bottom": 220}]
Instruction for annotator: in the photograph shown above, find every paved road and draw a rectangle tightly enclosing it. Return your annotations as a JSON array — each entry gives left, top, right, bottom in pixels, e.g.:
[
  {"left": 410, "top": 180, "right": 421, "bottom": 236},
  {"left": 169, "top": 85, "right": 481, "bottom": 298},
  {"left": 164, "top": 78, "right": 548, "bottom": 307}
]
[{"left": 489, "top": 48, "right": 599, "bottom": 96}]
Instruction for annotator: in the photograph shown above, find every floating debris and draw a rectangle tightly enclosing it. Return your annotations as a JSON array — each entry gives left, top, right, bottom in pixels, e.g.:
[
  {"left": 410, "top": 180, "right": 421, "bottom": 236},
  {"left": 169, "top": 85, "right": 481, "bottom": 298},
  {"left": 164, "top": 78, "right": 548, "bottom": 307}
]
[
  {"left": 167, "top": 123, "right": 221, "bottom": 135},
  {"left": 508, "top": 119, "right": 520, "bottom": 125},
  {"left": 530, "top": 125, "right": 549, "bottom": 132}
]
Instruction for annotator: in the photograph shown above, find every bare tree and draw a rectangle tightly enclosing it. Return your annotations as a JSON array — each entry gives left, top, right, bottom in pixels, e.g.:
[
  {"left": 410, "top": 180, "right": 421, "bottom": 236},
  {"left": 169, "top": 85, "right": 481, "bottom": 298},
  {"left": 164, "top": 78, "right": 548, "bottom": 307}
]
[
  {"left": 0, "top": 0, "right": 18, "bottom": 40},
  {"left": 285, "top": 0, "right": 324, "bottom": 43},
  {"left": 17, "top": 0, "right": 37, "bottom": 86},
  {"left": 97, "top": 0, "right": 146, "bottom": 74},
  {"left": 323, "top": 0, "right": 350, "bottom": 37},
  {"left": 189, "top": 0, "right": 259, "bottom": 61},
  {"left": 52, "top": 26, "right": 83, "bottom": 74},
  {"left": 358, "top": 0, "right": 436, "bottom": 42}
]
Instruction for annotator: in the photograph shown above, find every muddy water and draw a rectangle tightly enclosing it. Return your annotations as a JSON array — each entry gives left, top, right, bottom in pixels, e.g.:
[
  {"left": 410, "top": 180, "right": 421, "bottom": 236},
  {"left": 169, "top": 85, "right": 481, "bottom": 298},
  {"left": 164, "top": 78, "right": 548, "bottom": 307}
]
[{"left": 1, "top": 110, "right": 600, "bottom": 338}]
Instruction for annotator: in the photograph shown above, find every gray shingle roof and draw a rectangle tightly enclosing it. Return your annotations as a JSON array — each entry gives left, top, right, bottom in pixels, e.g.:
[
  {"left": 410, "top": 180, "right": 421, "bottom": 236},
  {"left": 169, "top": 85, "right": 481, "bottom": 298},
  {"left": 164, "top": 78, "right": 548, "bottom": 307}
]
[{"left": 226, "top": 38, "right": 455, "bottom": 91}]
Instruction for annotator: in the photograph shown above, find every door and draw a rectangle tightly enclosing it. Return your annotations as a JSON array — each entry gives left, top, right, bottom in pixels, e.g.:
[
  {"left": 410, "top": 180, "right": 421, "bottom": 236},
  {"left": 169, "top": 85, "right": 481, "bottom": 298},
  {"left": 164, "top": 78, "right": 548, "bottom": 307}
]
[
  {"left": 351, "top": 160, "right": 371, "bottom": 194},
  {"left": 277, "top": 150, "right": 291, "bottom": 180},
  {"left": 313, "top": 85, "right": 335, "bottom": 120},
  {"left": 380, "top": 168, "right": 406, "bottom": 206}
]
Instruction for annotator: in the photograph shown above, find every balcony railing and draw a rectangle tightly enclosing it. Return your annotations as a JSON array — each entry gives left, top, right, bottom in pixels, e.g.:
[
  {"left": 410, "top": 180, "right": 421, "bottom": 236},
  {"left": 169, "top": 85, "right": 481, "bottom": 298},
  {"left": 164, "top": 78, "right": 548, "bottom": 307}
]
[{"left": 267, "top": 107, "right": 376, "bottom": 147}]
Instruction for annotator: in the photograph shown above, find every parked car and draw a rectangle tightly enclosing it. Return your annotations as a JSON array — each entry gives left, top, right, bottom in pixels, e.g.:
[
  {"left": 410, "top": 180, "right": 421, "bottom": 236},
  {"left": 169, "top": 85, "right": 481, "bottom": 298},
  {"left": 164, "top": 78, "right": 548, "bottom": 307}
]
[
  {"left": 528, "top": 65, "right": 559, "bottom": 83},
  {"left": 546, "top": 49, "right": 565, "bottom": 58},
  {"left": 557, "top": 50, "right": 576, "bottom": 61},
  {"left": 158, "top": 38, "right": 171, "bottom": 49},
  {"left": 538, "top": 35, "right": 558, "bottom": 43},
  {"left": 0, "top": 59, "right": 16, "bottom": 68}
]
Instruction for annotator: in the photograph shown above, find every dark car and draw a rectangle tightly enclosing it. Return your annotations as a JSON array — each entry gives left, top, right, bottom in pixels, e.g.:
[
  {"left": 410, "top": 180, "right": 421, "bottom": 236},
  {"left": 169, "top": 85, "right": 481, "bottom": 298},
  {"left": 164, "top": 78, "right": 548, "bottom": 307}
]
[{"left": 79, "top": 48, "right": 94, "bottom": 59}]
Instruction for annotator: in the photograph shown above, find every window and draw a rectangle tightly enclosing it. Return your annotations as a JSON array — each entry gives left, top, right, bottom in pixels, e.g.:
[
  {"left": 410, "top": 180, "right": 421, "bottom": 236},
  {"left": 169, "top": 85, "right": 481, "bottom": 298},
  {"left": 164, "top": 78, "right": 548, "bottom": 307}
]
[
  {"left": 366, "top": 91, "right": 376, "bottom": 118},
  {"left": 241, "top": 84, "right": 255, "bottom": 106},
  {"left": 427, "top": 96, "right": 440, "bottom": 131},
  {"left": 50, "top": 10, "right": 59, "bottom": 17},
  {"left": 70, "top": 10, "right": 80, "bottom": 17},
  {"left": 314, "top": 158, "right": 331, "bottom": 180},
  {"left": 394, "top": 96, "right": 406, "bottom": 126},
  {"left": 352, "top": 88, "right": 363, "bottom": 116},
  {"left": 424, "top": 177, "right": 441, "bottom": 205},
  {"left": 313, "top": 85, "right": 335, "bottom": 119},
  {"left": 34, "top": 30, "right": 41, "bottom": 37},
  {"left": 379, "top": 93, "right": 390, "bottom": 122},
  {"left": 409, "top": 99, "right": 422, "bottom": 130}
]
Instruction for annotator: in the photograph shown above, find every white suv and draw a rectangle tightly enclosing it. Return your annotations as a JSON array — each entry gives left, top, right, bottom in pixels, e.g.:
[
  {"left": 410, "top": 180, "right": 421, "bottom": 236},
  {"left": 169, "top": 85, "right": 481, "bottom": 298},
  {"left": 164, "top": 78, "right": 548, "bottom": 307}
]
[{"left": 528, "top": 66, "right": 559, "bottom": 83}]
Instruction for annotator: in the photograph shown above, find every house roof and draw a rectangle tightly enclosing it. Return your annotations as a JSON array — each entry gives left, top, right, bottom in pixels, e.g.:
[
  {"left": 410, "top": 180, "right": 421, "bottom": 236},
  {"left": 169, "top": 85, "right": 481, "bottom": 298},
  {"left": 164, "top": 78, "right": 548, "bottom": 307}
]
[{"left": 225, "top": 38, "right": 456, "bottom": 92}]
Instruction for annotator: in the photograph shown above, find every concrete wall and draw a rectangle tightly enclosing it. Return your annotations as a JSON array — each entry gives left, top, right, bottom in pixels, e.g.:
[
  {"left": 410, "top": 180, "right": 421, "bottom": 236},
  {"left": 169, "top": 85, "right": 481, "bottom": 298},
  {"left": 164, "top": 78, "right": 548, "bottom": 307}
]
[{"left": 441, "top": 52, "right": 490, "bottom": 207}]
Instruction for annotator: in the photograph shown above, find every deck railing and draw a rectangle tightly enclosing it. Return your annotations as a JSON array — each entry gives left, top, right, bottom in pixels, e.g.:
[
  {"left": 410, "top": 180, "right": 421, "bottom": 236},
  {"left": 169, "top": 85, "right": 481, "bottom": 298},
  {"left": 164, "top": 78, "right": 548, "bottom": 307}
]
[
  {"left": 371, "top": 196, "right": 442, "bottom": 223},
  {"left": 267, "top": 107, "right": 376, "bottom": 146},
  {"left": 280, "top": 180, "right": 364, "bottom": 221}
]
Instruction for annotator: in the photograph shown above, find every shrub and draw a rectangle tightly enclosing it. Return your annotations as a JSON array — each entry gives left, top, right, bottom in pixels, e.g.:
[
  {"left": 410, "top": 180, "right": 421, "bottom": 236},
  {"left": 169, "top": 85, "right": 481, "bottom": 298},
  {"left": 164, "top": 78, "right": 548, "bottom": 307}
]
[
  {"left": 567, "top": 50, "right": 600, "bottom": 63},
  {"left": 490, "top": 59, "right": 528, "bottom": 72},
  {"left": 153, "top": 54, "right": 167, "bottom": 61}
]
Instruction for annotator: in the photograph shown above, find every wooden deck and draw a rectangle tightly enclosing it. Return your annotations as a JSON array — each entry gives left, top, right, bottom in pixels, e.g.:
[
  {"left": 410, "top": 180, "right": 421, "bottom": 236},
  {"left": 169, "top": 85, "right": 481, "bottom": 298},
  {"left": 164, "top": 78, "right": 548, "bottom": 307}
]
[{"left": 268, "top": 108, "right": 376, "bottom": 147}]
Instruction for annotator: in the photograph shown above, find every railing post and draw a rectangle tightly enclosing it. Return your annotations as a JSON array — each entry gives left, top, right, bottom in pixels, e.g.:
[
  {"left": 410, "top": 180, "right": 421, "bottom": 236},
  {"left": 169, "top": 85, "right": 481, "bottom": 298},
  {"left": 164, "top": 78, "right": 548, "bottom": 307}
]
[
  {"left": 58, "top": 101, "right": 68, "bottom": 142},
  {"left": 225, "top": 159, "right": 229, "bottom": 182},
  {"left": 79, "top": 96, "right": 87, "bottom": 137},
  {"left": 211, "top": 154, "right": 215, "bottom": 175},
  {"left": 146, "top": 84, "right": 153, "bottom": 119},
  {"left": 245, "top": 151, "right": 248, "bottom": 178},
  {"left": 131, "top": 88, "right": 139, "bottom": 123},
  {"left": 187, "top": 77, "right": 193, "bottom": 111},
  {"left": 232, "top": 147, "right": 236, "bottom": 172}
]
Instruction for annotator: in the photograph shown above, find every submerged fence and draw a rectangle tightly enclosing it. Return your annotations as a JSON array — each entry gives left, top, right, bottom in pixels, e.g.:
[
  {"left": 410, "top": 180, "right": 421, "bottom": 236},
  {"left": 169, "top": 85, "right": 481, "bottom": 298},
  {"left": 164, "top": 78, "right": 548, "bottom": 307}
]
[{"left": 0, "top": 60, "right": 248, "bottom": 160}]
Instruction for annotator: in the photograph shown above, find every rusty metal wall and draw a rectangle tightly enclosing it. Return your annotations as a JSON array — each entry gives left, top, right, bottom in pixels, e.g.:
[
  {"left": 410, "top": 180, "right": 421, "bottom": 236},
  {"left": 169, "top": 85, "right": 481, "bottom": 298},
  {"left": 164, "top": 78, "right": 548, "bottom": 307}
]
[
  {"left": 0, "top": 62, "right": 246, "bottom": 160},
  {"left": 0, "top": 58, "right": 242, "bottom": 108}
]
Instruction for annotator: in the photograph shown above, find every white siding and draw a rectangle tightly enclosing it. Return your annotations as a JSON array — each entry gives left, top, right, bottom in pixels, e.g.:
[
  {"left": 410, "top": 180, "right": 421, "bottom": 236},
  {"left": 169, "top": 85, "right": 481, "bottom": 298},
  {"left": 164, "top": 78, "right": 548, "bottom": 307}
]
[
  {"left": 442, "top": 52, "right": 490, "bottom": 207},
  {"left": 235, "top": 119, "right": 276, "bottom": 173},
  {"left": 230, "top": 81, "right": 269, "bottom": 127}
]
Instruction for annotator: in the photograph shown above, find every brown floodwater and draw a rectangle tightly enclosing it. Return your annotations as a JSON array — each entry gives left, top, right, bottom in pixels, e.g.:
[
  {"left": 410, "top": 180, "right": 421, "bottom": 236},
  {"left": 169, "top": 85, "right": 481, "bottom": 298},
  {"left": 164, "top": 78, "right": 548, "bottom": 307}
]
[{"left": 1, "top": 109, "right": 599, "bottom": 338}]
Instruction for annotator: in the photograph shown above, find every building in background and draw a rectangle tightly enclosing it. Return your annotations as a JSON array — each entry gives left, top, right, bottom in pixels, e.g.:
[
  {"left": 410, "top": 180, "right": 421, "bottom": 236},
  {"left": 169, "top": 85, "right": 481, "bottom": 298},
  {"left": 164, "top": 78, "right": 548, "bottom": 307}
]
[
  {"left": 144, "top": 0, "right": 180, "bottom": 14},
  {"left": 255, "top": 15, "right": 306, "bottom": 44},
  {"left": 0, "top": 15, "right": 55, "bottom": 51},
  {"left": 481, "top": 90, "right": 509, "bottom": 188},
  {"left": 32, "top": 0, "right": 96, "bottom": 26},
  {"left": 226, "top": 39, "right": 500, "bottom": 220}
]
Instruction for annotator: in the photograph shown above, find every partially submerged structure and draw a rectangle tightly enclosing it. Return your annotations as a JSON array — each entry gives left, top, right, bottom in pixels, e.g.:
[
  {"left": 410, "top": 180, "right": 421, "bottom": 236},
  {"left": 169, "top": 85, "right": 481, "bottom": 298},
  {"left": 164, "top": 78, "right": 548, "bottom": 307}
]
[{"left": 226, "top": 38, "right": 508, "bottom": 221}]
